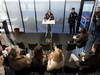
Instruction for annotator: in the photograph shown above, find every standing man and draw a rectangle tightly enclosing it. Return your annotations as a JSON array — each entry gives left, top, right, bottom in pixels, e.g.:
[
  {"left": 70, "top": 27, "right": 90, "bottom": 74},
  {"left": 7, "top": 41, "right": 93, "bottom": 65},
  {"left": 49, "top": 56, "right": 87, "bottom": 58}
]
[
  {"left": 44, "top": 10, "right": 54, "bottom": 35},
  {"left": 68, "top": 8, "right": 78, "bottom": 35},
  {"left": 44, "top": 10, "right": 54, "bottom": 39}
]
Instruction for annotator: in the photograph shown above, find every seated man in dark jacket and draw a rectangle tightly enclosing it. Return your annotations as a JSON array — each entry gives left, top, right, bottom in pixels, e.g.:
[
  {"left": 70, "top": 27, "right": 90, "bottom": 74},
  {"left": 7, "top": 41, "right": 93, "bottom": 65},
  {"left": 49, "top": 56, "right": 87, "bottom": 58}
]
[
  {"left": 68, "top": 8, "right": 78, "bottom": 35},
  {"left": 80, "top": 43, "right": 100, "bottom": 70}
]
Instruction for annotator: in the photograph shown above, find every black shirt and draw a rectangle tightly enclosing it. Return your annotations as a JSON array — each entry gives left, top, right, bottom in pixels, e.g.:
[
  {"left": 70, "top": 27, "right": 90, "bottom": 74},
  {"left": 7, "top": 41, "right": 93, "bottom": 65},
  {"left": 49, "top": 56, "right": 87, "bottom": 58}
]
[{"left": 68, "top": 12, "right": 78, "bottom": 24}]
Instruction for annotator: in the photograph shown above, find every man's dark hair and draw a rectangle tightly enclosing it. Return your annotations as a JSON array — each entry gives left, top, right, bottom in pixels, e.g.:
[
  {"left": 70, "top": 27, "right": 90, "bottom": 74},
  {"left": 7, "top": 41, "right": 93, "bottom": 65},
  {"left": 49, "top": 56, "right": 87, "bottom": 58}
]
[{"left": 72, "top": 8, "right": 75, "bottom": 10}]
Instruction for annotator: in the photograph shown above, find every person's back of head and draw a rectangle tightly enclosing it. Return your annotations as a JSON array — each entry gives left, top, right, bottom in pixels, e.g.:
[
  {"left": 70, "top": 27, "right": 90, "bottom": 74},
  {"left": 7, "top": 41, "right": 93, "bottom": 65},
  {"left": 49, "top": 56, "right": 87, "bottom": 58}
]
[
  {"left": 53, "top": 49, "right": 63, "bottom": 63},
  {"left": 79, "top": 28, "right": 88, "bottom": 40},
  {"left": 51, "top": 45, "right": 63, "bottom": 63},
  {"left": 9, "top": 48, "right": 17, "bottom": 59},
  {"left": 34, "top": 45, "right": 43, "bottom": 61},
  {"left": 80, "top": 28, "right": 87, "bottom": 34}
]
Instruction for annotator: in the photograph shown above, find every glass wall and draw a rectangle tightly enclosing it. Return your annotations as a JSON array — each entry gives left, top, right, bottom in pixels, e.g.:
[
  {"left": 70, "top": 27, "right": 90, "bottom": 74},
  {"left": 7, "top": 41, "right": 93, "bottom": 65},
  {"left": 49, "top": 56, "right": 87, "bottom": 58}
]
[
  {"left": 0, "top": 0, "right": 12, "bottom": 32},
  {"left": 0, "top": 0, "right": 8, "bottom": 21},
  {"left": 97, "top": 0, "right": 100, "bottom": 6},
  {"left": 5, "top": 0, "right": 24, "bottom": 32},
  {"left": 35, "top": 0, "right": 49, "bottom": 32},
  {"left": 0, "top": 0, "right": 82, "bottom": 33},
  {"left": 51, "top": 0, "right": 65, "bottom": 33},
  {"left": 64, "top": 0, "right": 81, "bottom": 33},
  {"left": 20, "top": 0, "right": 36, "bottom": 32}
]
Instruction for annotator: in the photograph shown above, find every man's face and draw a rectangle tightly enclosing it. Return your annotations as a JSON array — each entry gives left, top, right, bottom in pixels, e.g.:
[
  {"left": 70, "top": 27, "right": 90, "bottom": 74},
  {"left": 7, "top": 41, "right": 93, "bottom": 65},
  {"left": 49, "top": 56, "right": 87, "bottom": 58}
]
[
  {"left": 71, "top": 9, "right": 75, "bottom": 12},
  {"left": 96, "top": 7, "right": 100, "bottom": 12}
]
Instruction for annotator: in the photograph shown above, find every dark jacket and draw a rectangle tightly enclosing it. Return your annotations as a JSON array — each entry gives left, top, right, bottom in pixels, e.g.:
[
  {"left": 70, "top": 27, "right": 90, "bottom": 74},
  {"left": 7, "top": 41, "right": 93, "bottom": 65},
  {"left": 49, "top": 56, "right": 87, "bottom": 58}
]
[
  {"left": 68, "top": 12, "right": 78, "bottom": 24},
  {"left": 76, "top": 33, "right": 88, "bottom": 42},
  {"left": 5, "top": 67, "right": 15, "bottom": 75},
  {"left": 80, "top": 54, "right": 100, "bottom": 69}
]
